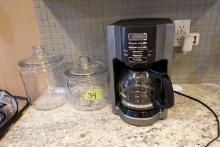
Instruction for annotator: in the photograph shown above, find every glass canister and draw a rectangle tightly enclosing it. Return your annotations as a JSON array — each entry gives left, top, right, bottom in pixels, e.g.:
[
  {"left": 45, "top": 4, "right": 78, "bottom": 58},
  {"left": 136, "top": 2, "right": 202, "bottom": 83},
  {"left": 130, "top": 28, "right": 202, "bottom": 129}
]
[
  {"left": 18, "top": 46, "right": 68, "bottom": 110},
  {"left": 65, "top": 56, "right": 109, "bottom": 111}
]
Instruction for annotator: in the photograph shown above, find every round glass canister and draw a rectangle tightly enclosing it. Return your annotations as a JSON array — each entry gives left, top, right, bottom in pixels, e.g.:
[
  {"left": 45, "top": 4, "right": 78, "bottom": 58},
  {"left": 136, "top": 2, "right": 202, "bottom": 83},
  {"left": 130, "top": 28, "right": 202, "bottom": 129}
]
[
  {"left": 65, "top": 56, "right": 109, "bottom": 111},
  {"left": 18, "top": 46, "right": 68, "bottom": 110}
]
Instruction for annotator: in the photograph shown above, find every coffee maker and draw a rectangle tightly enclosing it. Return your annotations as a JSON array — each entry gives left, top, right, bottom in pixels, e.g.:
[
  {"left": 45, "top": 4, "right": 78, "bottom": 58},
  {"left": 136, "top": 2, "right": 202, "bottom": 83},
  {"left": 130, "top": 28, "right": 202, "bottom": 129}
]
[{"left": 107, "top": 18, "right": 175, "bottom": 126}]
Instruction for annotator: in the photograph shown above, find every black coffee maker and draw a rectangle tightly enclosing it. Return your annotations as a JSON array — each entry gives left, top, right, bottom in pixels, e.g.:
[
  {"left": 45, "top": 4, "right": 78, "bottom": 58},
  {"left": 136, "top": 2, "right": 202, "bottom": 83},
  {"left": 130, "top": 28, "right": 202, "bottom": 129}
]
[{"left": 107, "top": 18, "right": 175, "bottom": 126}]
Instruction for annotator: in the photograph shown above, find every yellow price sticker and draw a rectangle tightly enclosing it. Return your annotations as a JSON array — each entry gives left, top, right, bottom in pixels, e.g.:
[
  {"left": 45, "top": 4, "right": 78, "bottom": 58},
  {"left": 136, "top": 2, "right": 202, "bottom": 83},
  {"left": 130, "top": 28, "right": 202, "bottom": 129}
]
[{"left": 83, "top": 89, "right": 103, "bottom": 100}]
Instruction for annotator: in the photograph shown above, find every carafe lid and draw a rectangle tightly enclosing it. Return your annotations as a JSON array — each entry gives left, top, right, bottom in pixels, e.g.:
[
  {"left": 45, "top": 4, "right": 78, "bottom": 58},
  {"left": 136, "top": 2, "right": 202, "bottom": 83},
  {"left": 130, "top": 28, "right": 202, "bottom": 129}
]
[
  {"left": 65, "top": 56, "right": 107, "bottom": 77},
  {"left": 18, "top": 45, "right": 64, "bottom": 67}
]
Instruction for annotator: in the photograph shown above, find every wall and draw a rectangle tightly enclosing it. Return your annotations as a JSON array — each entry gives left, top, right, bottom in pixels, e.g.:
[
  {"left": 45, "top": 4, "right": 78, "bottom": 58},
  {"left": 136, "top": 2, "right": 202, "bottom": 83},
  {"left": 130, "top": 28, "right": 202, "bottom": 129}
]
[
  {"left": 33, "top": 0, "right": 220, "bottom": 83},
  {"left": 0, "top": 0, "right": 41, "bottom": 96}
]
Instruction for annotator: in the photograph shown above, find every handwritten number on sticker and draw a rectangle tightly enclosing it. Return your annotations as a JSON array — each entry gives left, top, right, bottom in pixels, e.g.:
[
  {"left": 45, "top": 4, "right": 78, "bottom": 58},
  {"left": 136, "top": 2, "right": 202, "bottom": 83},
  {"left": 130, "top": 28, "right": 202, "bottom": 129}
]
[
  {"left": 88, "top": 92, "right": 97, "bottom": 99},
  {"left": 84, "top": 89, "right": 103, "bottom": 100}
]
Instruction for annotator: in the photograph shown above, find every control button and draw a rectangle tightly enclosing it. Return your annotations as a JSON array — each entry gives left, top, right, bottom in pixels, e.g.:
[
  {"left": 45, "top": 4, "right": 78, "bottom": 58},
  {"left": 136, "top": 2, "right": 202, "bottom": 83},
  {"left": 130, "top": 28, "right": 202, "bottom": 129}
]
[
  {"left": 129, "top": 46, "right": 137, "bottom": 49},
  {"left": 124, "top": 53, "right": 128, "bottom": 56},
  {"left": 132, "top": 51, "right": 143, "bottom": 53},
  {"left": 138, "top": 46, "right": 147, "bottom": 49},
  {"left": 138, "top": 42, "right": 147, "bottom": 45},
  {"left": 129, "top": 42, "right": 137, "bottom": 45},
  {"left": 136, "top": 47, "right": 145, "bottom": 50},
  {"left": 132, "top": 51, "right": 143, "bottom": 56},
  {"left": 129, "top": 57, "right": 147, "bottom": 63},
  {"left": 148, "top": 54, "right": 152, "bottom": 57},
  {"left": 132, "top": 54, "right": 142, "bottom": 57},
  {"left": 123, "top": 50, "right": 128, "bottom": 52}
]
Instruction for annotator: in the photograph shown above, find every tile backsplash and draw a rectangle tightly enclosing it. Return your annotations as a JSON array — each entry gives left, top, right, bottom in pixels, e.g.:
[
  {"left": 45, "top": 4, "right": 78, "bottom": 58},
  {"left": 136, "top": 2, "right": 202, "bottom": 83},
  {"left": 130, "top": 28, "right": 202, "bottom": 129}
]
[{"left": 33, "top": 0, "right": 220, "bottom": 83}]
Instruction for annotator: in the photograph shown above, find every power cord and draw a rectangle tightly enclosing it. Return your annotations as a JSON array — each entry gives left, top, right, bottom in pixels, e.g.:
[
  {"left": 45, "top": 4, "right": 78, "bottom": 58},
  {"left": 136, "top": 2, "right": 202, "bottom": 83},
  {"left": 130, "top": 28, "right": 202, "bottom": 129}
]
[{"left": 174, "top": 91, "right": 220, "bottom": 147}]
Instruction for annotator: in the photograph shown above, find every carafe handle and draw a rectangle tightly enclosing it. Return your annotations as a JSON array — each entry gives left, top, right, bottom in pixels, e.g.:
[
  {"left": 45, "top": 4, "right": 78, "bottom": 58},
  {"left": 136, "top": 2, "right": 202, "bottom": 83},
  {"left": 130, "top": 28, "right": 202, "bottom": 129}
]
[{"left": 149, "top": 71, "right": 174, "bottom": 109}]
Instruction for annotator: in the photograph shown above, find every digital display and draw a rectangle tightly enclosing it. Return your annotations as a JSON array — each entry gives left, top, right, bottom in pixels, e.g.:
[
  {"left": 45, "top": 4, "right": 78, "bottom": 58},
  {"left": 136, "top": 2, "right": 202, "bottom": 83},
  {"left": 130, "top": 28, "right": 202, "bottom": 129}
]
[
  {"left": 128, "top": 33, "right": 147, "bottom": 41},
  {"left": 129, "top": 57, "right": 147, "bottom": 63}
]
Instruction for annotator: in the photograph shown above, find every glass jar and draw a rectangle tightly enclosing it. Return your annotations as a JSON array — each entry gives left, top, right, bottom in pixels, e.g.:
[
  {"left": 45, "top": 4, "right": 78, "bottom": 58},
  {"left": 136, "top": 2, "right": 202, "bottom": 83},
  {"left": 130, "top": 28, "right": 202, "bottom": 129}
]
[
  {"left": 65, "top": 56, "right": 109, "bottom": 111},
  {"left": 18, "top": 46, "right": 68, "bottom": 110}
]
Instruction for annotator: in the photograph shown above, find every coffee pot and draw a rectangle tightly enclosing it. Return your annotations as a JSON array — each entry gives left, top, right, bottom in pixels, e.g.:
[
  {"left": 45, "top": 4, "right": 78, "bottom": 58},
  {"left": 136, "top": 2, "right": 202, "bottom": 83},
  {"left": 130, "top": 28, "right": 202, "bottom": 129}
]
[
  {"left": 119, "top": 69, "right": 174, "bottom": 111},
  {"left": 107, "top": 18, "right": 175, "bottom": 126}
]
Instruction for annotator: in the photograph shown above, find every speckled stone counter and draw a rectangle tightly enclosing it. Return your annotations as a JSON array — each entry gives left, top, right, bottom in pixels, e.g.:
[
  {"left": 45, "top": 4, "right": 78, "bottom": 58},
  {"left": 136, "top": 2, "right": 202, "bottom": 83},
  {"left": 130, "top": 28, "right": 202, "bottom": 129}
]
[{"left": 1, "top": 84, "right": 220, "bottom": 147}]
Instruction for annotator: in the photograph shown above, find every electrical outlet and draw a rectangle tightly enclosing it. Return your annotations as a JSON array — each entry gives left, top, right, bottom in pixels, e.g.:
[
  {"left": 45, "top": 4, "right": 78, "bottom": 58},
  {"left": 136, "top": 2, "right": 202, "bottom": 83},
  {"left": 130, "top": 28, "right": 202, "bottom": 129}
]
[
  {"left": 174, "top": 34, "right": 184, "bottom": 47},
  {"left": 174, "top": 19, "right": 191, "bottom": 47},
  {"left": 174, "top": 19, "right": 191, "bottom": 34}
]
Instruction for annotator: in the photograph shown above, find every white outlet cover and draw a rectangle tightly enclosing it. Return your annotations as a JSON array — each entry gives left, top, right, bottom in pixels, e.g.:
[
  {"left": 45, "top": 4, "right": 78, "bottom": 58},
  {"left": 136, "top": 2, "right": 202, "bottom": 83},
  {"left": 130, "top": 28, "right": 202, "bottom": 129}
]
[
  {"left": 174, "top": 19, "right": 191, "bottom": 34},
  {"left": 174, "top": 19, "right": 191, "bottom": 47},
  {"left": 174, "top": 34, "right": 184, "bottom": 47}
]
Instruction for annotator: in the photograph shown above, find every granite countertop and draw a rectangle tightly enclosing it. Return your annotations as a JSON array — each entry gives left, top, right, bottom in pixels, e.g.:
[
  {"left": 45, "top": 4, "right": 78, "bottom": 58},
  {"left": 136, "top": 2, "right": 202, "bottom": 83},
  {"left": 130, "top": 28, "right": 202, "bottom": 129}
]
[{"left": 1, "top": 84, "right": 220, "bottom": 147}]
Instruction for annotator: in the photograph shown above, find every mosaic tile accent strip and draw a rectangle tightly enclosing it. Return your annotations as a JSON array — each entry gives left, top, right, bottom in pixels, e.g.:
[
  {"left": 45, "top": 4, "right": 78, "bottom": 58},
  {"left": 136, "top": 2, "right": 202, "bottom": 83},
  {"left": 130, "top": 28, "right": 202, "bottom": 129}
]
[{"left": 33, "top": 0, "right": 220, "bottom": 83}]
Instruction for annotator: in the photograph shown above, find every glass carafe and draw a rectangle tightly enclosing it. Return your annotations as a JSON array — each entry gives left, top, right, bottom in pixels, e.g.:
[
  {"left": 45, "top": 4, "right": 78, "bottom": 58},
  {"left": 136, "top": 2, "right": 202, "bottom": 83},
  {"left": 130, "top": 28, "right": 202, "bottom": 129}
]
[
  {"left": 119, "top": 70, "right": 154, "bottom": 110},
  {"left": 119, "top": 68, "right": 174, "bottom": 110}
]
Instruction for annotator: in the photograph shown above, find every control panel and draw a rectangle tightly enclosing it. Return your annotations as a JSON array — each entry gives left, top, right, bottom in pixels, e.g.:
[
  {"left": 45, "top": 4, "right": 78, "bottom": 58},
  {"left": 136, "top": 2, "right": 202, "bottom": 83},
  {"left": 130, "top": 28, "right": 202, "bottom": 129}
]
[
  {"left": 121, "top": 26, "right": 156, "bottom": 67},
  {"left": 127, "top": 33, "right": 150, "bottom": 63}
]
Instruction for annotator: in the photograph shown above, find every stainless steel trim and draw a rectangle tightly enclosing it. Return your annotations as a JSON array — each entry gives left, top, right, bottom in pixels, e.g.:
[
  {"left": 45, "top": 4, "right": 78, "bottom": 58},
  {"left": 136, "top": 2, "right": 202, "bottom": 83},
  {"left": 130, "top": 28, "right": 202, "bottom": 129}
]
[
  {"left": 114, "top": 106, "right": 168, "bottom": 126},
  {"left": 121, "top": 100, "right": 153, "bottom": 109}
]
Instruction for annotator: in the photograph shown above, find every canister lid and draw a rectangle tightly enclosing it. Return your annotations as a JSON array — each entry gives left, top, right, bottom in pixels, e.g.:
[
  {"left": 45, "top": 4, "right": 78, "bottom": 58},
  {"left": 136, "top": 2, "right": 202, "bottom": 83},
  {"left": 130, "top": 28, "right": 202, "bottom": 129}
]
[
  {"left": 18, "top": 45, "right": 64, "bottom": 68},
  {"left": 65, "top": 56, "right": 107, "bottom": 77}
]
